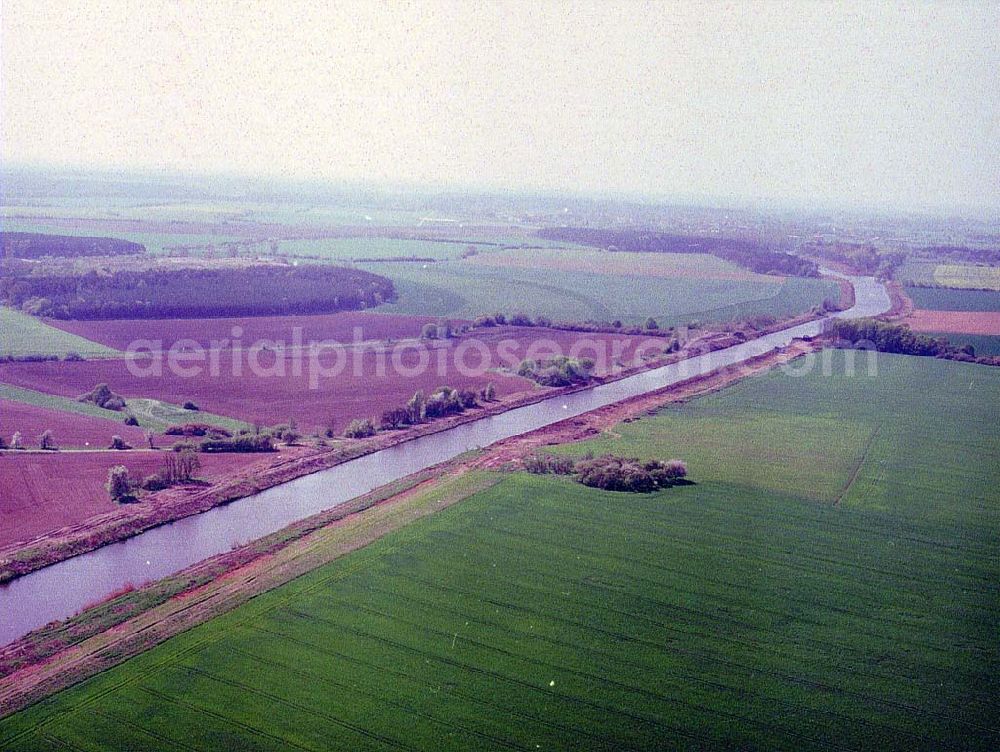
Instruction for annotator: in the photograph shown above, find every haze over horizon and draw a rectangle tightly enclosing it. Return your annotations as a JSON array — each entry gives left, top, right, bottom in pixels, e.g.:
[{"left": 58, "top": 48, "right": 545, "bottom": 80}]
[{"left": 3, "top": 1, "right": 999, "bottom": 212}]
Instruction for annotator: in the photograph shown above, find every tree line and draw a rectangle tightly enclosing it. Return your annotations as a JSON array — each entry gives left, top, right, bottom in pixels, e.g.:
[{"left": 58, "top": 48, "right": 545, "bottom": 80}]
[
  {"left": 827, "top": 318, "right": 997, "bottom": 364},
  {"left": 1, "top": 264, "right": 396, "bottom": 319},
  {"left": 1, "top": 232, "right": 144, "bottom": 259}
]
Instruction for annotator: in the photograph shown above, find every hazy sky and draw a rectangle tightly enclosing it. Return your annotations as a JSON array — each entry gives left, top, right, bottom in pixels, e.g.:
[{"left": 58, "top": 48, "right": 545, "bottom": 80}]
[{"left": 3, "top": 1, "right": 999, "bottom": 210}]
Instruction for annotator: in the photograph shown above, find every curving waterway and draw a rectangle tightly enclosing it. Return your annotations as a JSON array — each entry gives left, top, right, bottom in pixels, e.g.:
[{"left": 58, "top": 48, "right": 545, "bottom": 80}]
[{"left": 0, "top": 272, "right": 890, "bottom": 646}]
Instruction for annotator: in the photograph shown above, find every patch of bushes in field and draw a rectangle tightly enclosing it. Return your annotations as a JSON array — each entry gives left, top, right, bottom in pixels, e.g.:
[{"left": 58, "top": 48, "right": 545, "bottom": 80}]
[
  {"left": 536, "top": 227, "right": 819, "bottom": 277},
  {"left": 1, "top": 232, "right": 144, "bottom": 259},
  {"left": 78, "top": 383, "right": 127, "bottom": 411},
  {"left": 518, "top": 356, "right": 594, "bottom": 386},
  {"left": 524, "top": 452, "right": 688, "bottom": 493},
  {"left": 1, "top": 264, "right": 396, "bottom": 319}
]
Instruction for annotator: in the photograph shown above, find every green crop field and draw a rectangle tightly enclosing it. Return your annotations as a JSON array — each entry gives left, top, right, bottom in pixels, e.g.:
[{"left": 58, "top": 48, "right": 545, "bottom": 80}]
[
  {"left": 2, "top": 351, "right": 996, "bottom": 750},
  {"left": 362, "top": 259, "right": 838, "bottom": 325},
  {"left": 0, "top": 308, "right": 121, "bottom": 358},
  {"left": 905, "top": 286, "right": 1000, "bottom": 312}
]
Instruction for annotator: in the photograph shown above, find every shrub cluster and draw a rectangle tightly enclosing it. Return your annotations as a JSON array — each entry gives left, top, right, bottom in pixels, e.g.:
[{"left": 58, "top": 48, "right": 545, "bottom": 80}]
[
  {"left": 524, "top": 452, "right": 688, "bottom": 493},
  {"left": 109, "top": 435, "right": 132, "bottom": 450},
  {"left": 380, "top": 385, "right": 483, "bottom": 430},
  {"left": 576, "top": 456, "right": 687, "bottom": 492},
  {"left": 78, "top": 383, "right": 127, "bottom": 411},
  {"left": 523, "top": 454, "right": 576, "bottom": 475},
  {"left": 267, "top": 424, "right": 302, "bottom": 443},
  {"left": 164, "top": 423, "right": 231, "bottom": 438},
  {"left": 106, "top": 466, "right": 136, "bottom": 503},
  {"left": 198, "top": 435, "right": 275, "bottom": 453},
  {"left": 343, "top": 418, "right": 377, "bottom": 439},
  {"left": 36, "top": 429, "right": 58, "bottom": 450},
  {"left": 517, "top": 356, "right": 594, "bottom": 387},
  {"left": 138, "top": 450, "right": 202, "bottom": 493}
]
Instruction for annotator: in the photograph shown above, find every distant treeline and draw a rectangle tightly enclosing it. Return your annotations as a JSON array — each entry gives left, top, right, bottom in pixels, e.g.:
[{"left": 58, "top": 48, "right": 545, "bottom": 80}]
[
  {"left": 1, "top": 232, "right": 145, "bottom": 259},
  {"left": 536, "top": 227, "right": 818, "bottom": 277},
  {"left": 1, "top": 265, "right": 396, "bottom": 319}
]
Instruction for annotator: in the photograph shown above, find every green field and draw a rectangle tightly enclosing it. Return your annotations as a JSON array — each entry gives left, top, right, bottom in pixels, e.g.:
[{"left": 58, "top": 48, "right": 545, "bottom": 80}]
[
  {"left": 905, "top": 286, "right": 1000, "bottom": 312},
  {"left": 362, "top": 260, "right": 838, "bottom": 325},
  {"left": 277, "top": 237, "right": 475, "bottom": 262},
  {"left": 2, "top": 351, "right": 996, "bottom": 749},
  {"left": 0, "top": 384, "right": 251, "bottom": 434},
  {"left": 0, "top": 308, "right": 121, "bottom": 358}
]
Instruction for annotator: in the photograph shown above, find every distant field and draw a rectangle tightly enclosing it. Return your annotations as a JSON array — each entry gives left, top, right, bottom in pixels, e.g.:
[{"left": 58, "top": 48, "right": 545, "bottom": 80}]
[
  {"left": 364, "top": 260, "right": 837, "bottom": 325},
  {"left": 0, "top": 218, "right": 247, "bottom": 256},
  {"left": 903, "top": 310, "right": 1000, "bottom": 336},
  {"left": 900, "top": 259, "right": 1000, "bottom": 290},
  {"left": 466, "top": 247, "right": 769, "bottom": 281},
  {"left": 905, "top": 286, "right": 1000, "bottom": 312},
  {"left": 933, "top": 264, "right": 1000, "bottom": 290},
  {"left": 2, "top": 352, "right": 996, "bottom": 749},
  {"left": 276, "top": 237, "right": 475, "bottom": 262},
  {"left": 0, "top": 308, "right": 120, "bottom": 358},
  {"left": 50, "top": 311, "right": 436, "bottom": 352}
]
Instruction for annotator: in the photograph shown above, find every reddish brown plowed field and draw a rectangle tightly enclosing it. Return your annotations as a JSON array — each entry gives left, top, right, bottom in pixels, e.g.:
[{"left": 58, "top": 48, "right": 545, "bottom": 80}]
[
  {"left": 0, "top": 400, "right": 150, "bottom": 449},
  {"left": 903, "top": 310, "right": 1000, "bottom": 335},
  {"left": 0, "top": 329, "right": 661, "bottom": 434},
  {"left": 48, "top": 311, "right": 439, "bottom": 353},
  {"left": 0, "top": 451, "right": 275, "bottom": 548}
]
